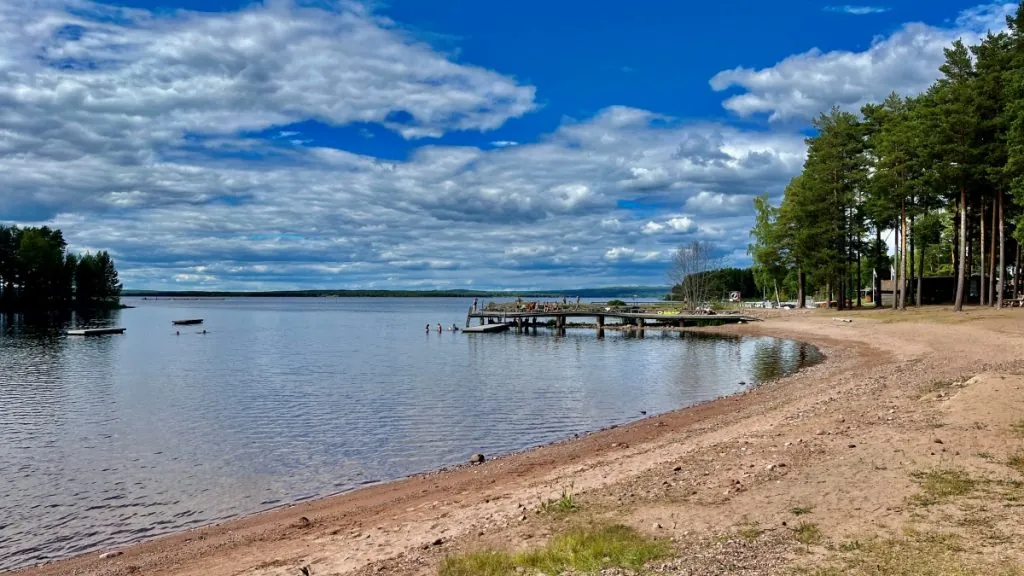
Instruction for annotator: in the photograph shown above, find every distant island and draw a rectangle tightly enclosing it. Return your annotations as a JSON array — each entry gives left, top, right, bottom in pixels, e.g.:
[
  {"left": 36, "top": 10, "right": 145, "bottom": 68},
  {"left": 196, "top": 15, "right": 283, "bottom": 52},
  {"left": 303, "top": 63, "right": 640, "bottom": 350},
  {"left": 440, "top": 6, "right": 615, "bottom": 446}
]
[
  {"left": 0, "top": 225, "right": 123, "bottom": 313},
  {"left": 122, "top": 287, "right": 672, "bottom": 299}
]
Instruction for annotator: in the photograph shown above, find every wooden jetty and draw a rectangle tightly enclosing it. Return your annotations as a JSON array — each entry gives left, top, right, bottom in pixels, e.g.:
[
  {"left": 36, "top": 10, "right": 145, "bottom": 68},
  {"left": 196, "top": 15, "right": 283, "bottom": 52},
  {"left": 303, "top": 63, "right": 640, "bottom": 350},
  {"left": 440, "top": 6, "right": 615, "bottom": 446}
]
[
  {"left": 465, "top": 302, "right": 757, "bottom": 336},
  {"left": 461, "top": 322, "right": 511, "bottom": 334},
  {"left": 172, "top": 318, "right": 204, "bottom": 326},
  {"left": 66, "top": 328, "right": 127, "bottom": 336}
]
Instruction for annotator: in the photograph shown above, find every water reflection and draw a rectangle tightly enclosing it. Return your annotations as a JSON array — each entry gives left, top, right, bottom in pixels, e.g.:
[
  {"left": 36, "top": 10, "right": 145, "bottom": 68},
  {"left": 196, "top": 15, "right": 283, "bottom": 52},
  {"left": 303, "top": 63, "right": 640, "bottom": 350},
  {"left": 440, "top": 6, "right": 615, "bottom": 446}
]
[{"left": 0, "top": 298, "right": 821, "bottom": 570}]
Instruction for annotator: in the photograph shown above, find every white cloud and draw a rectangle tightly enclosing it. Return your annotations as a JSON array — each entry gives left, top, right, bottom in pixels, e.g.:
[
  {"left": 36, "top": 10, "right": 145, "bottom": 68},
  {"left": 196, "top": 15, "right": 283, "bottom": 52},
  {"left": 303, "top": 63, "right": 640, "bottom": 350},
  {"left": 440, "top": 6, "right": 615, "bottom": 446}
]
[
  {"left": 710, "top": 3, "right": 1016, "bottom": 121},
  {"left": 642, "top": 221, "right": 665, "bottom": 234},
  {"left": 0, "top": 0, "right": 536, "bottom": 146},
  {"left": 685, "top": 191, "right": 751, "bottom": 215},
  {"left": 604, "top": 247, "right": 635, "bottom": 261},
  {"left": 667, "top": 216, "right": 697, "bottom": 232},
  {"left": 823, "top": 5, "right": 891, "bottom": 15},
  {"left": 491, "top": 140, "right": 519, "bottom": 147}
]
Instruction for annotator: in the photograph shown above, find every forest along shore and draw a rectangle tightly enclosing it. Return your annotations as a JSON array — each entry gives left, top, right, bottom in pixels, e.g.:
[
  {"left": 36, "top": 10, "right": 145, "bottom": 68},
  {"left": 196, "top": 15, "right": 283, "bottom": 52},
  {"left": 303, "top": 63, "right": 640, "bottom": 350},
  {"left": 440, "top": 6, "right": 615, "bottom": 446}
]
[{"left": 13, "top": 307, "right": 1024, "bottom": 576}]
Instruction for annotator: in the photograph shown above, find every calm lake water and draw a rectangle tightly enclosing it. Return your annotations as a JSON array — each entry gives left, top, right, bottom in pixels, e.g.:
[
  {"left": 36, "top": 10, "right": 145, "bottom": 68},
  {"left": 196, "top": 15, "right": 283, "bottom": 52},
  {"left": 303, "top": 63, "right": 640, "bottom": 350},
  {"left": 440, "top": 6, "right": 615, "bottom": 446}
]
[{"left": 0, "top": 297, "right": 820, "bottom": 570}]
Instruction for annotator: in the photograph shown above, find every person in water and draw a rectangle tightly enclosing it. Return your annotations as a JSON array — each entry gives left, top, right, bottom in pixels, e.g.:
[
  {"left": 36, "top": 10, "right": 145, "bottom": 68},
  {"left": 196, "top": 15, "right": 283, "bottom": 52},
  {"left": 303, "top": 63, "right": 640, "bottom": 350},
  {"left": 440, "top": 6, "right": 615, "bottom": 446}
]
[
  {"left": 437, "top": 323, "right": 443, "bottom": 333},
  {"left": 425, "top": 323, "right": 430, "bottom": 333}
]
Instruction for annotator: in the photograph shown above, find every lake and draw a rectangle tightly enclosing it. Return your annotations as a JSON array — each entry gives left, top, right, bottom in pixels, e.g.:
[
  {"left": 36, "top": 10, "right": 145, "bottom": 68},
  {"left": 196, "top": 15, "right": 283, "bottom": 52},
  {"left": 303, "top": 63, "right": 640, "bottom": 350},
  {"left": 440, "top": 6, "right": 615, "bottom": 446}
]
[{"left": 0, "top": 297, "right": 820, "bottom": 570}]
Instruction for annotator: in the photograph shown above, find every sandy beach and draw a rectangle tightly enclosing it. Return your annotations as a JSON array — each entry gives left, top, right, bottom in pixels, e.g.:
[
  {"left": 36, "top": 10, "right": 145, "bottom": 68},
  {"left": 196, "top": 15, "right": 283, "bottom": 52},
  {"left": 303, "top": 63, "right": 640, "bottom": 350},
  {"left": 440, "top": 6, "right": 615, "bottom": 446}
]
[{"left": 13, "top": 306, "right": 1024, "bottom": 576}]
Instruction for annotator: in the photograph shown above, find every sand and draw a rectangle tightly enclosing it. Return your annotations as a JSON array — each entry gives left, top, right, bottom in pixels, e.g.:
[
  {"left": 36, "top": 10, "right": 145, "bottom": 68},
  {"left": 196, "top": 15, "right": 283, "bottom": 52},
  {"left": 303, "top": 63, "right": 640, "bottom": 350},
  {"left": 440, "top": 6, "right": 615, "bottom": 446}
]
[{"left": 12, "top": 306, "right": 1024, "bottom": 575}]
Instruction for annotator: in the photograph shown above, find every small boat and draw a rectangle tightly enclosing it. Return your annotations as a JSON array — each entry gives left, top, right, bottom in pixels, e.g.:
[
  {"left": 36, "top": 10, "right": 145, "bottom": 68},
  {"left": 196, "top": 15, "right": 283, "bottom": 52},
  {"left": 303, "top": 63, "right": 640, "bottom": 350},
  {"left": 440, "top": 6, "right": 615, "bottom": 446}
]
[
  {"left": 66, "top": 328, "right": 127, "bottom": 336},
  {"left": 461, "top": 323, "right": 511, "bottom": 334},
  {"left": 172, "top": 319, "right": 204, "bottom": 326}
]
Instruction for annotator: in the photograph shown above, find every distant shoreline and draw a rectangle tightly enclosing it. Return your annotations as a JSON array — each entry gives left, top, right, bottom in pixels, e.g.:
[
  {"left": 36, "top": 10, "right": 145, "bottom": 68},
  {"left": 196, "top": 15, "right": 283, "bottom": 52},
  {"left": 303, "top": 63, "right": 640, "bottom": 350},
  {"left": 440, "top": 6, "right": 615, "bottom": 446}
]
[{"left": 122, "top": 288, "right": 671, "bottom": 299}]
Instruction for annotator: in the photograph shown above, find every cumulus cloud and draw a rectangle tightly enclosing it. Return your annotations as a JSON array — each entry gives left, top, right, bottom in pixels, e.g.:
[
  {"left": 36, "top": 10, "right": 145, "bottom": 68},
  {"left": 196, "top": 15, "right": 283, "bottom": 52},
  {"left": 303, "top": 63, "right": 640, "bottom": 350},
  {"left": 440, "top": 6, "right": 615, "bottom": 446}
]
[
  {"left": 823, "top": 5, "right": 890, "bottom": 15},
  {"left": 685, "top": 191, "right": 752, "bottom": 215},
  {"left": 0, "top": 0, "right": 815, "bottom": 289},
  {"left": 710, "top": 2, "right": 1016, "bottom": 121}
]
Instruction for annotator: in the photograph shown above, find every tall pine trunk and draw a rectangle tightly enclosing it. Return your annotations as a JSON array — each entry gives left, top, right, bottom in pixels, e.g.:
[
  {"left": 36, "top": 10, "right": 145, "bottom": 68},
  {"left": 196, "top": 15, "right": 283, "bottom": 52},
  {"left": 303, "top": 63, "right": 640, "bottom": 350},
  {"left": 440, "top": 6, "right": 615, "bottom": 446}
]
[
  {"left": 856, "top": 245, "right": 862, "bottom": 307},
  {"left": 899, "top": 199, "right": 907, "bottom": 310},
  {"left": 1015, "top": 242, "right": 1021, "bottom": 299},
  {"left": 918, "top": 241, "right": 926, "bottom": 306},
  {"left": 797, "top": 269, "right": 806, "bottom": 308},
  {"left": 954, "top": 187, "right": 967, "bottom": 312},
  {"left": 981, "top": 201, "right": 987, "bottom": 307},
  {"left": 874, "top": 227, "right": 883, "bottom": 308},
  {"left": 995, "top": 192, "right": 1003, "bottom": 307},
  {"left": 990, "top": 196, "right": 997, "bottom": 306},
  {"left": 893, "top": 223, "right": 900, "bottom": 310},
  {"left": 909, "top": 214, "right": 916, "bottom": 307}
]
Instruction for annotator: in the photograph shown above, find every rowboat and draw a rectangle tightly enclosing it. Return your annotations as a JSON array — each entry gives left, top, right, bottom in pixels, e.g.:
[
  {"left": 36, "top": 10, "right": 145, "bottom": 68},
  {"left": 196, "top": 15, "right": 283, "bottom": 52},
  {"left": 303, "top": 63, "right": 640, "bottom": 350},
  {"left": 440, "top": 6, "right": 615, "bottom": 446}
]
[
  {"left": 172, "top": 319, "right": 204, "bottom": 326},
  {"left": 461, "top": 323, "right": 511, "bottom": 333},
  {"left": 66, "top": 328, "right": 127, "bottom": 336}
]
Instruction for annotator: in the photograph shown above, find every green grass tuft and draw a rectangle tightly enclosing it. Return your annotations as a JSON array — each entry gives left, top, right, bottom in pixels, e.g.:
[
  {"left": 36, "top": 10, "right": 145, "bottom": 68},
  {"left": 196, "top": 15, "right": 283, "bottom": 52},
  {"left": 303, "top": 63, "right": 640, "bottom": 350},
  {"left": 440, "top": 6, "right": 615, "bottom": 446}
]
[
  {"left": 539, "top": 484, "right": 577, "bottom": 514},
  {"left": 438, "top": 525, "right": 668, "bottom": 576},
  {"left": 1007, "top": 454, "right": 1024, "bottom": 474},
  {"left": 736, "top": 522, "right": 763, "bottom": 541},
  {"left": 910, "top": 469, "right": 976, "bottom": 506},
  {"left": 803, "top": 533, "right": 1022, "bottom": 576},
  {"left": 790, "top": 506, "right": 814, "bottom": 516},
  {"left": 1011, "top": 420, "right": 1024, "bottom": 438},
  {"left": 793, "top": 522, "right": 823, "bottom": 546}
]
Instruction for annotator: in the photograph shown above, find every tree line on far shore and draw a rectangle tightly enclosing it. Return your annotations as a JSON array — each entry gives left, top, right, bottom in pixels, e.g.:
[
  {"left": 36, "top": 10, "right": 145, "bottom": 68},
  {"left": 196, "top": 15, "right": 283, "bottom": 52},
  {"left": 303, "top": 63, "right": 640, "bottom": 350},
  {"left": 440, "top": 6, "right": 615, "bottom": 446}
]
[
  {"left": 0, "top": 225, "right": 122, "bottom": 312},
  {"left": 749, "top": 4, "right": 1024, "bottom": 311}
]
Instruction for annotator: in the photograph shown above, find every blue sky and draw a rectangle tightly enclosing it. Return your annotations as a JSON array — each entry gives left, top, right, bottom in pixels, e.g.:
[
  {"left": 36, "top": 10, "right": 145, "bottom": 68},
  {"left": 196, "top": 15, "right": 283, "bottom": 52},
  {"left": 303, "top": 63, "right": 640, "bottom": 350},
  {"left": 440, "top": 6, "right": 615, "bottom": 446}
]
[{"left": 0, "top": 0, "right": 1016, "bottom": 290}]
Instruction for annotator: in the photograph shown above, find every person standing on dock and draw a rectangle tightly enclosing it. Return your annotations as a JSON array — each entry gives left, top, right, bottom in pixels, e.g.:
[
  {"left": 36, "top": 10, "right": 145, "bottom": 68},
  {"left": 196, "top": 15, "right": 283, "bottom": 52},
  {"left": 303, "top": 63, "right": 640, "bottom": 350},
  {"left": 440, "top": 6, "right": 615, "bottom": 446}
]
[{"left": 472, "top": 297, "right": 478, "bottom": 313}]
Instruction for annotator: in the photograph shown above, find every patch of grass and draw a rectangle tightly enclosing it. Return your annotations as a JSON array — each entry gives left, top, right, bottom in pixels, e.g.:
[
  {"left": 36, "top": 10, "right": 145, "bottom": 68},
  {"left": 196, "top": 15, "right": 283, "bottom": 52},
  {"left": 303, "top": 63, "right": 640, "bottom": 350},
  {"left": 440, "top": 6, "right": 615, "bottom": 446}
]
[
  {"left": 1007, "top": 454, "right": 1024, "bottom": 474},
  {"left": 790, "top": 505, "right": 814, "bottom": 516},
  {"left": 438, "top": 525, "right": 669, "bottom": 576},
  {"left": 910, "top": 469, "right": 976, "bottom": 507},
  {"left": 838, "top": 539, "right": 862, "bottom": 552},
  {"left": 538, "top": 484, "right": 577, "bottom": 514},
  {"left": 1012, "top": 420, "right": 1024, "bottom": 438},
  {"left": 736, "top": 522, "right": 763, "bottom": 541},
  {"left": 803, "top": 533, "right": 1022, "bottom": 576},
  {"left": 977, "top": 452, "right": 995, "bottom": 461},
  {"left": 792, "top": 522, "right": 823, "bottom": 546}
]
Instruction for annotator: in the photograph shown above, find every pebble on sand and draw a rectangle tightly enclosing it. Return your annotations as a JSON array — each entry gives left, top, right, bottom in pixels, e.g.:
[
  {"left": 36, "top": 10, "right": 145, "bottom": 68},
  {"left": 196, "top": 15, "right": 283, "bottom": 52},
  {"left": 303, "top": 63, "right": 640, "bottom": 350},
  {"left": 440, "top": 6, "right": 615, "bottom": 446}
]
[
  {"left": 98, "top": 551, "right": 123, "bottom": 559},
  {"left": 469, "top": 453, "right": 486, "bottom": 465}
]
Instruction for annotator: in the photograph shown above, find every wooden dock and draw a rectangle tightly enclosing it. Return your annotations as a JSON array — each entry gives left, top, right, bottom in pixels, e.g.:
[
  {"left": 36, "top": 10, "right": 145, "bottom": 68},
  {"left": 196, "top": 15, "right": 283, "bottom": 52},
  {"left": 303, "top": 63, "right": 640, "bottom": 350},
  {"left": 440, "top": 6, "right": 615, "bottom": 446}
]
[
  {"left": 66, "top": 328, "right": 127, "bottom": 336},
  {"left": 465, "top": 302, "right": 756, "bottom": 336}
]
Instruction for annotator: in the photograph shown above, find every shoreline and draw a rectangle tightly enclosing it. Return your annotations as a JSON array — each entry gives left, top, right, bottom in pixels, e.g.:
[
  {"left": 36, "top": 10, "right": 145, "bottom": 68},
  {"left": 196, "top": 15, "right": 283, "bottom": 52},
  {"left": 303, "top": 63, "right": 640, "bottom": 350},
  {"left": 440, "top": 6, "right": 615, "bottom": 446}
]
[{"left": 11, "top": 307, "right": 1024, "bottom": 575}]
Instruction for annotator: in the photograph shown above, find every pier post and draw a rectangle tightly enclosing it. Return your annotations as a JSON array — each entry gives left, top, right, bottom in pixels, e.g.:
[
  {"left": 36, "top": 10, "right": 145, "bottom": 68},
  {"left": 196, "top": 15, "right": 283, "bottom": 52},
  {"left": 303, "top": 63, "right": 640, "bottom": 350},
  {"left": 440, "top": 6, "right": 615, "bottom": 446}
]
[
  {"left": 597, "top": 315, "right": 605, "bottom": 339},
  {"left": 637, "top": 317, "right": 645, "bottom": 339}
]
